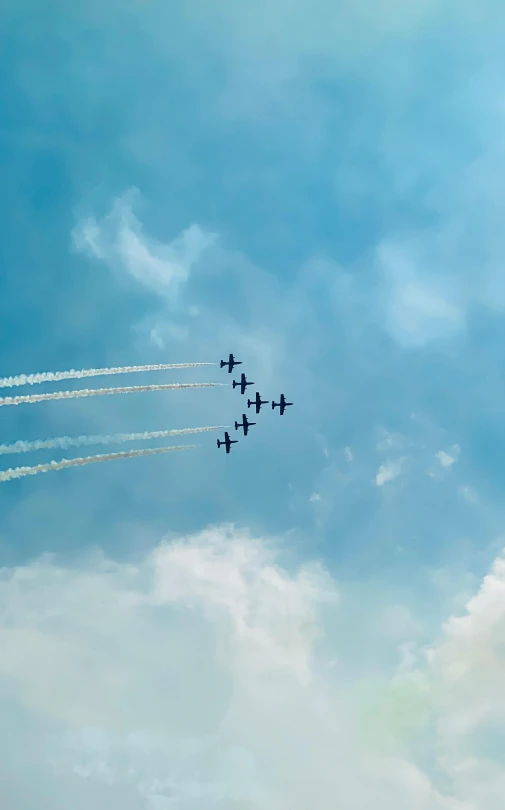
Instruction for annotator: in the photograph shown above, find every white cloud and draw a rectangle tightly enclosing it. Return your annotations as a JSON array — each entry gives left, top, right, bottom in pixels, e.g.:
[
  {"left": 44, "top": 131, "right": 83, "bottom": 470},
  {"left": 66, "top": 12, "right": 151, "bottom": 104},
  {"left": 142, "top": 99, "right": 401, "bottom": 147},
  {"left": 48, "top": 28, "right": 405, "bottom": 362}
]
[
  {"left": 426, "top": 553, "right": 505, "bottom": 807},
  {"left": 4, "top": 526, "right": 505, "bottom": 808},
  {"left": 436, "top": 446, "right": 461, "bottom": 468},
  {"left": 72, "top": 188, "right": 217, "bottom": 300},
  {"left": 376, "top": 458, "right": 404, "bottom": 487},
  {"left": 343, "top": 447, "right": 353, "bottom": 462},
  {"left": 0, "top": 528, "right": 451, "bottom": 807}
]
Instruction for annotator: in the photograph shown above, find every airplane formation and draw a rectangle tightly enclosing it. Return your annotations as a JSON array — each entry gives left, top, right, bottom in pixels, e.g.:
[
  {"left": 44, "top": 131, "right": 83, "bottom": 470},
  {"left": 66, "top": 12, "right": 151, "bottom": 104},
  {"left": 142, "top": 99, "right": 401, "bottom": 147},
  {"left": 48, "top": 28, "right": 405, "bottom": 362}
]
[{"left": 217, "top": 353, "right": 293, "bottom": 453}]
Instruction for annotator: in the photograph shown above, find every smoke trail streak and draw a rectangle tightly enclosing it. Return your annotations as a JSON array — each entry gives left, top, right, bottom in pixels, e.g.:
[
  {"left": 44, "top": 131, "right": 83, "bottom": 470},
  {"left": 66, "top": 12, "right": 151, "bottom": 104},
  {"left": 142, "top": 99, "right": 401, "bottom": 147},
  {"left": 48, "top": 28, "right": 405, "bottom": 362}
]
[
  {"left": 0, "top": 363, "right": 216, "bottom": 389},
  {"left": 0, "top": 445, "right": 197, "bottom": 483},
  {"left": 0, "top": 382, "right": 226, "bottom": 408},
  {"left": 0, "top": 426, "right": 227, "bottom": 455}
]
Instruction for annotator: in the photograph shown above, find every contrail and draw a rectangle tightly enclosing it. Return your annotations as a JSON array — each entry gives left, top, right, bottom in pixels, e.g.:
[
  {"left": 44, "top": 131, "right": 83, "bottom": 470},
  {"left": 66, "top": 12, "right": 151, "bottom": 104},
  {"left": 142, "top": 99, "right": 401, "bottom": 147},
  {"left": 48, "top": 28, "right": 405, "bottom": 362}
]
[
  {"left": 0, "top": 363, "right": 216, "bottom": 389},
  {"left": 0, "top": 382, "right": 226, "bottom": 408},
  {"left": 0, "top": 426, "right": 227, "bottom": 456},
  {"left": 0, "top": 445, "right": 197, "bottom": 483}
]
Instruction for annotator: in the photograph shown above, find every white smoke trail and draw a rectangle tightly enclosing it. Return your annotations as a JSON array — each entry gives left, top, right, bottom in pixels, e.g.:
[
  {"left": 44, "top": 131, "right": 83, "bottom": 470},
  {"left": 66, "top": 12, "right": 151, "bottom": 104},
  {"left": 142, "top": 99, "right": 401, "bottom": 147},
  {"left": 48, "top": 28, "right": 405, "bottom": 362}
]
[
  {"left": 0, "top": 426, "right": 227, "bottom": 456},
  {"left": 0, "top": 382, "right": 226, "bottom": 408},
  {"left": 0, "top": 445, "right": 197, "bottom": 483},
  {"left": 0, "top": 362, "right": 216, "bottom": 389}
]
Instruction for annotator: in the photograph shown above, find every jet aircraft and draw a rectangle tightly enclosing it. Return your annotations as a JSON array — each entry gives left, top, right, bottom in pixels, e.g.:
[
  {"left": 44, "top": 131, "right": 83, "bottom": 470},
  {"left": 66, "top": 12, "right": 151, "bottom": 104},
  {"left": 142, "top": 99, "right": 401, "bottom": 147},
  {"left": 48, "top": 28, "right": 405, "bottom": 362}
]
[
  {"left": 272, "top": 394, "right": 293, "bottom": 415},
  {"left": 247, "top": 392, "right": 269, "bottom": 414},
  {"left": 217, "top": 431, "right": 238, "bottom": 453},
  {"left": 234, "top": 413, "right": 256, "bottom": 436},
  {"left": 220, "top": 353, "right": 242, "bottom": 373},
  {"left": 232, "top": 373, "right": 254, "bottom": 395}
]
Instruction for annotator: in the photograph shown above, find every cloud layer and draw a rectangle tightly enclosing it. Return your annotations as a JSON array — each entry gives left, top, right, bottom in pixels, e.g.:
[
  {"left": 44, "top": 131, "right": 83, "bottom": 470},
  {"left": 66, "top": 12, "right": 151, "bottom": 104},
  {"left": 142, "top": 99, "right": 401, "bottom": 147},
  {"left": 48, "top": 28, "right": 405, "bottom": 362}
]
[{"left": 1, "top": 526, "right": 505, "bottom": 808}]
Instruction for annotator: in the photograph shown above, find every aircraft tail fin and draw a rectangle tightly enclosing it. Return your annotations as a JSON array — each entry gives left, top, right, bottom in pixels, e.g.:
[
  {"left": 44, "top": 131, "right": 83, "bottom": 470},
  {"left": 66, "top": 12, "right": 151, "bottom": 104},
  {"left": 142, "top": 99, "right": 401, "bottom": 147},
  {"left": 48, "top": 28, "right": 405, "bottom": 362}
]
[
  {"left": 272, "top": 401, "right": 276, "bottom": 409},
  {"left": 234, "top": 421, "right": 239, "bottom": 430}
]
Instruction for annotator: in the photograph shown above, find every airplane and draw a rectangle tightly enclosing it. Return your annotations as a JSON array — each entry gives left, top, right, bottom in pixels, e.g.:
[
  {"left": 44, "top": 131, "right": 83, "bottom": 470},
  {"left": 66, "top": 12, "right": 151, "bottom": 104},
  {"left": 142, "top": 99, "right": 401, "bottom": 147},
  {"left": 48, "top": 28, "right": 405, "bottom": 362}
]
[
  {"left": 247, "top": 391, "right": 269, "bottom": 414},
  {"left": 220, "top": 353, "right": 242, "bottom": 373},
  {"left": 234, "top": 413, "right": 256, "bottom": 436},
  {"left": 217, "top": 431, "right": 238, "bottom": 454},
  {"left": 232, "top": 373, "right": 254, "bottom": 395},
  {"left": 272, "top": 394, "right": 293, "bottom": 415}
]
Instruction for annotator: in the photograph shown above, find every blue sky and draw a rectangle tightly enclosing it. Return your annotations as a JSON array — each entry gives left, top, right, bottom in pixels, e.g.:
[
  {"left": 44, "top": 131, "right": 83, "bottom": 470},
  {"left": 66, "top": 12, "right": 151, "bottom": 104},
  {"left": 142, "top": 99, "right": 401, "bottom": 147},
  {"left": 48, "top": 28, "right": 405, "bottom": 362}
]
[{"left": 2, "top": 1, "right": 505, "bottom": 807}]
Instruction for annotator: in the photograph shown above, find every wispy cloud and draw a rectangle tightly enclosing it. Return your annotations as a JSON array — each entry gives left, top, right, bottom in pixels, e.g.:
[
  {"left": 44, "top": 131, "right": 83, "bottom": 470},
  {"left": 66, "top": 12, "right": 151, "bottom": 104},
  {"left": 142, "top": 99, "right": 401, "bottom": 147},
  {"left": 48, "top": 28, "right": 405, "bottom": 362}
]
[
  {"left": 378, "top": 244, "right": 465, "bottom": 347},
  {"left": 72, "top": 188, "right": 217, "bottom": 301},
  {"left": 435, "top": 446, "right": 460, "bottom": 468},
  {"left": 375, "top": 458, "right": 404, "bottom": 487}
]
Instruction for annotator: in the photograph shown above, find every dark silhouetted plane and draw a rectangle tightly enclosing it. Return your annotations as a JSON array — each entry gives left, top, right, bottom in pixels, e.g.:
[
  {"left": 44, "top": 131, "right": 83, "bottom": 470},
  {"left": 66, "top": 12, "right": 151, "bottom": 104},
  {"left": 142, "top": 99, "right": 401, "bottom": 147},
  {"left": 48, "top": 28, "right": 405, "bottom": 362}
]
[
  {"left": 272, "top": 394, "right": 293, "bottom": 415},
  {"left": 232, "top": 373, "right": 254, "bottom": 394},
  {"left": 220, "top": 353, "right": 242, "bottom": 373},
  {"left": 234, "top": 413, "right": 256, "bottom": 436},
  {"left": 217, "top": 431, "right": 238, "bottom": 453},
  {"left": 247, "top": 392, "right": 269, "bottom": 414}
]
